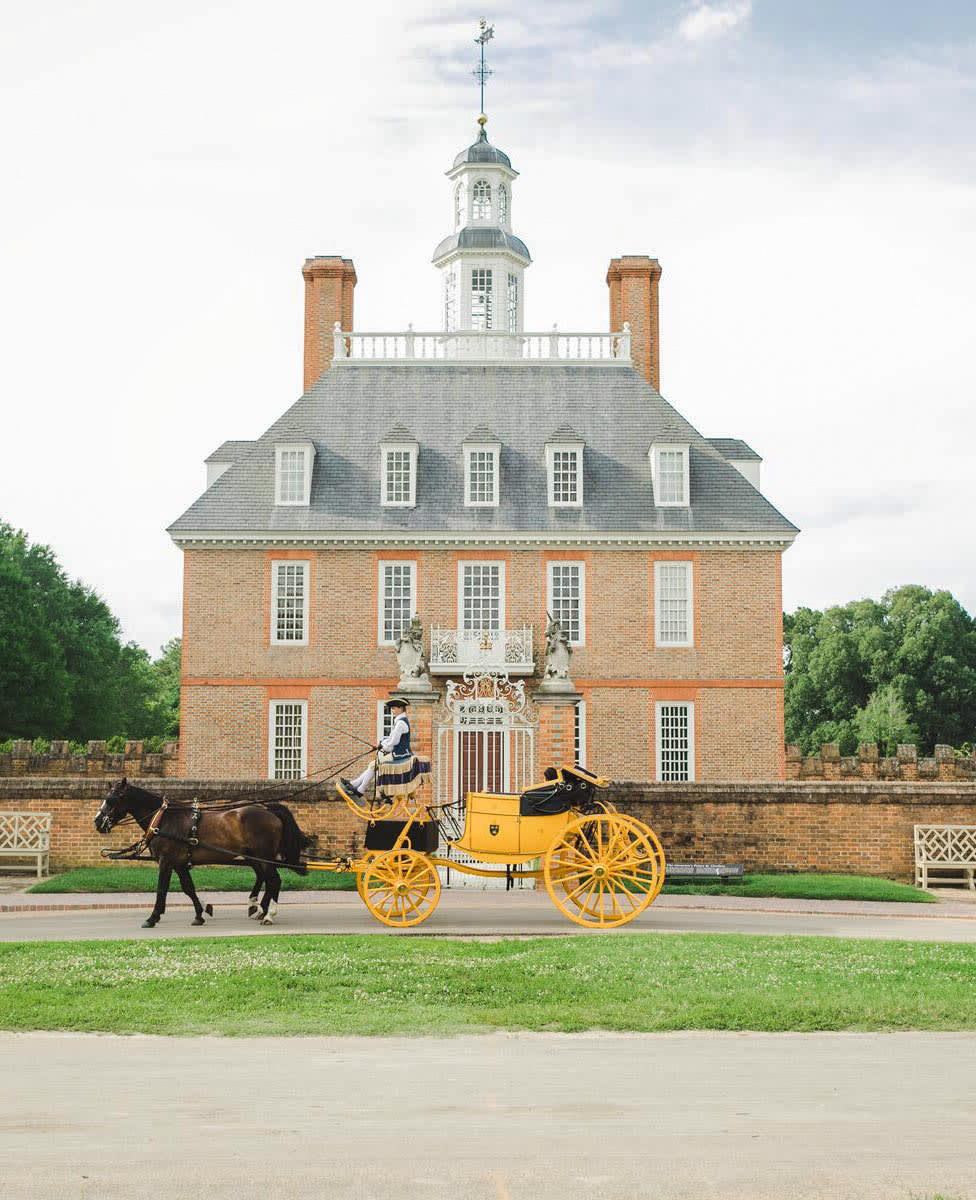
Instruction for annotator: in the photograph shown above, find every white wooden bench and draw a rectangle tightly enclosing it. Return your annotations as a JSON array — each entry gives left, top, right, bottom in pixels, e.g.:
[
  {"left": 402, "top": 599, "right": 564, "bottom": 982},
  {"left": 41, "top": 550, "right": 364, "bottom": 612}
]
[
  {"left": 0, "top": 812, "right": 51, "bottom": 878},
  {"left": 914, "top": 824, "right": 976, "bottom": 890}
]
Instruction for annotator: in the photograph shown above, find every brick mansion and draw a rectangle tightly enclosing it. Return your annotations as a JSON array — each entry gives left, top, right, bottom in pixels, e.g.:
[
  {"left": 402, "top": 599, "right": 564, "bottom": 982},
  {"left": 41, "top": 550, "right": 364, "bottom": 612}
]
[{"left": 168, "top": 108, "right": 798, "bottom": 792}]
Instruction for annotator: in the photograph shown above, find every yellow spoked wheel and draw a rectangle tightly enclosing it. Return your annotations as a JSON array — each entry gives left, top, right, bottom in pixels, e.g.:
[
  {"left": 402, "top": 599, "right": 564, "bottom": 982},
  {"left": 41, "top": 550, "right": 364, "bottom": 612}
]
[
  {"left": 544, "top": 813, "right": 664, "bottom": 929},
  {"left": 359, "top": 850, "right": 441, "bottom": 928}
]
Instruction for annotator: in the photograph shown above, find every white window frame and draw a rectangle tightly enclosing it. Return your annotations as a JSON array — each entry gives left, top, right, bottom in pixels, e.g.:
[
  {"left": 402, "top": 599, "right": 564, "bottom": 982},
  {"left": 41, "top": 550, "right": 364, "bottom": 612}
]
[
  {"left": 275, "top": 441, "right": 315, "bottom": 506},
  {"left": 546, "top": 441, "right": 584, "bottom": 508},
  {"left": 472, "top": 178, "right": 492, "bottom": 220},
  {"left": 270, "top": 560, "right": 310, "bottom": 646},
  {"left": 654, "top": 560, "right": 694, "bottom": 648},
  {"left": 377, "top": 560, "right": 417, "bottom": 646},
  {"left": 457, "top": 560, "right": 506, "bottom": 632},
  {"left": 498, "top": 182, "right": 509, "bottom": 224},
  {"left": 470, "top": 266, "right": 494, "bottom": 330},
  {"left": 463, "top": 441, "right": 500, "bottom": 508},
  {"left": 649, "top": 443, "right": 690, "bottom": 508},
  {"left": 267, "top": 699, "right": 308, "bottom": 780},
  {"left": 547, "top": 561, "right": 586, "bottom": 647},
  {"left": 376, "top": 701, "right": 394, "bottom": 746},
  {"left": 574, "top": 700, "right": 587, "bottom": 767},
  {"left": 380, "top": 441, "right": 418, "bottom": 507},
  {"left": 655, "top": 700, "right": 695, "bottom": 782}
]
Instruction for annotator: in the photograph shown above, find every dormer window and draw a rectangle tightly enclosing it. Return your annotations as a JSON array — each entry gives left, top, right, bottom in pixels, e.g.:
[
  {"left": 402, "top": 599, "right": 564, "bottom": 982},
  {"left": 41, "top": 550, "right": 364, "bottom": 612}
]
[
  {"left": 380, "top": 430, "right": 418, "bottom": 507},
  {"left": 472, "top": 179, "right": 492, "bottom": 220},
  {"left": 649, "top": 443, "right": 690, "bottom": 507},
  {"left": 546, "top": 438, "right": 584, "bottom": 508},
  {"left": 275, "top": 441, "right": 314, "bottom": 506},
  {"left": 463, "top": 435, "right": 500, "bottom": 507}
]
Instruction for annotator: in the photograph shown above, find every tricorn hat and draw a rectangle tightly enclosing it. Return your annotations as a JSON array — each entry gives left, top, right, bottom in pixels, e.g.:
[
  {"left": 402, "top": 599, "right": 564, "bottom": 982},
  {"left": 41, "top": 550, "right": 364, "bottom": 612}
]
[{"left": 384, "top": 697, "right": 410, "bottom": 712}]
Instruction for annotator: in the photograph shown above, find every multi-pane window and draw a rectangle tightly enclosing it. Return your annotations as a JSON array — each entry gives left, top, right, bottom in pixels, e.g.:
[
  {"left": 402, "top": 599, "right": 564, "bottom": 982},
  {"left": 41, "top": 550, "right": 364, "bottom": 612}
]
[
  {"left": 657, "top": 702, "right": 694, "bottom": 782},
  {"left": 276, "top": 449, "right": 308, "bottom": 504},
  {"left": 548, "top": 562, "right": 585, "bottom": 645},
  {"left": 383, "top": 448, "right": 415, "bottom": 506},
  {"left": 650, "top": 445, "right": 689, "bottom": 506},
  {"left": 574, "top": 700, "right": 586, "bottom": 767},
  {"left": 269, "top": 701, "right": 307, "bottom": 780},
  {"left": 549, "top": 448, "right": 581, "bottom": 506},
  {"left": 465, "top": 446, "right": 498, "bottom": 506},
  {"left": 471, "top": 268, "right": 493, "bottom": 329},
  {"left": 498, "top": 183, "right": 508, "bottom": 223},
  {"left": 507, "top": 273, "right": 518, "bottom": 333},
  {"left": 378, "top": 561, "right": 416, "bottom": 645},
  {"left": 472, "top": 179, "right": 491, "bottom": 219},
  {"left": 444, "top": 269, "right": 457, "bottom": 332},
  {"left": 460, "top": 562, "right": 503, "bottom": 632},
  {"left": 654, "top": 561, "right": 693, "bottom": 647},
  {"left": 454, "top": 183, "right": 463, "bottom": 228},
  {"left": 271, "top": 561, "right": 309, "bottom": 644}
]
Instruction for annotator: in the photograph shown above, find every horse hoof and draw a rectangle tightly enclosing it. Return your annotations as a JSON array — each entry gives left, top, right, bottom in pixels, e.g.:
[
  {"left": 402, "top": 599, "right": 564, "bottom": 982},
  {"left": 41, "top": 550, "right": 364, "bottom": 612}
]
[
  {"left": 261, "top": 915, "right": 274, "bottom": 926},
  {"left": 247, "top": 906, "right": 260, "bottom": 919},
  {"left": 204, "top": 904, "right": 214, "bottom": 916},
  {"left": 141, "top": 919, "right": 157, "bottom": 929},
  {"left": 191, "top": 917, "right": 205, "bottom": 926}
]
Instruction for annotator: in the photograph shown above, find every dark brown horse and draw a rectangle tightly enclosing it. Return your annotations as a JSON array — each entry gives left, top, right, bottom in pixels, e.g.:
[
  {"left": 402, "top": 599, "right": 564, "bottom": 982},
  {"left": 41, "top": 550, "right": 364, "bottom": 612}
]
[{"left": 94, "top": 779, "right": 314, "bottom": 929}]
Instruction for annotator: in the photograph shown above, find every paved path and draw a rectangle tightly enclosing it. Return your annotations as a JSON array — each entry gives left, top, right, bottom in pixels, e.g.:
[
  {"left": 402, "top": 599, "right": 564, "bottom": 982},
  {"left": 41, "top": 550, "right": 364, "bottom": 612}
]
[
  {"left": 3, "top": 888, "right": 976, "bottom": 942},
  {"left": 2, "top": 1030, "right": 974, "bottom": 1199}
]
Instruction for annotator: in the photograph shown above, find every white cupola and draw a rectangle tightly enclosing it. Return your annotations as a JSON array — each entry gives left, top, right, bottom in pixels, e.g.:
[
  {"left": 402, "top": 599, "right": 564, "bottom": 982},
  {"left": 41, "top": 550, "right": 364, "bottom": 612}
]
[{"left": 432, "top": 116, "right": 531, "bottom": 334}]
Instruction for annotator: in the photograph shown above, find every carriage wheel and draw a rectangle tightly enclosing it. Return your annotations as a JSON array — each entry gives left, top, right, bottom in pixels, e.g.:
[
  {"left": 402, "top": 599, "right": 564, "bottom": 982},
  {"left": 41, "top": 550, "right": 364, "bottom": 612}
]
[
  {"left": 544, "top": 813, "right": 664, "bottom": 929},
  {"left": 359, "top": 850, "right": 441, "bottom": 928}
]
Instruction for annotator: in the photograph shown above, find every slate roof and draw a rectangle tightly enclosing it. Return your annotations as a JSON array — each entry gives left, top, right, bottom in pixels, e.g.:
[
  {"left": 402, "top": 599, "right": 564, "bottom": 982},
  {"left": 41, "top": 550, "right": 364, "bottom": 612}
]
[
  {"left": 204, "top": 439, "right": 256, "bottom": 464},
  {"left": 453, "top": 128, "right": 513, "bottom": 170},
  {"left": 706, "top": 437, "right": 762, "bottom": 463},
  {"left": 170, "top": 364, "right": 797, "bottom": 540},
  {"left": 432, "top": 227, "right": 531, "bottom": 263}
]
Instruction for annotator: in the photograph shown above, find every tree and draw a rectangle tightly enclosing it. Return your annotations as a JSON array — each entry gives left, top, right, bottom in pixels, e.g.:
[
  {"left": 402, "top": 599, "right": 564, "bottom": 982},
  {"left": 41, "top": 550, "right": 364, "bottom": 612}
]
[
  {"left": 149, "top": 638, "right": 181, "bottom": 737},
  {"left": 785, "top": 586, "right": 976, "bottom": 755},
  {"left": 853, "top": 683, "right": 919, "bottom": 756},
  {"left": 0, "top": 522, "right": 180, "bottom": 740}
]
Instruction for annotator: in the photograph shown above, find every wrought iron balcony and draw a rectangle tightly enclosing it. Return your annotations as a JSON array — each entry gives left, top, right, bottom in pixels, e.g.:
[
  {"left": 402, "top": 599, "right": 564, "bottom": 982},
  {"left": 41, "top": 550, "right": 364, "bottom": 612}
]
[
  {"left": 332, "top": 324, "right": 631, "bottom": 366},
  {"left": 429, "top": 626, "right": 534, "bottom": 675}
]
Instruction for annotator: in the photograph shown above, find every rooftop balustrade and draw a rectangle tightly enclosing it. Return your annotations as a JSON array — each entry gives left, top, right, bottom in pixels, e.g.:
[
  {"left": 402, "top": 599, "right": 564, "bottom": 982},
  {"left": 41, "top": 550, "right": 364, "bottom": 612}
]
[
  {"left": 429, "top": 626, "right": 534, "bottom": 675},
  {"left": 332, "top": 324, "right": 631, "bottom": 365}
]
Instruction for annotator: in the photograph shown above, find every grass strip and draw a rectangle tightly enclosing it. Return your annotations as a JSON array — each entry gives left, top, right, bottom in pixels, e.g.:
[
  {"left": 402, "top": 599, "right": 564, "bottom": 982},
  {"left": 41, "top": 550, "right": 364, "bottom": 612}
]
[
  {"left": 27, "top": 866, "right": 356, "bottom": 893},
  {"left": 27, "top": 867, "right": 932, "bottom": 904},
  {"left": 661, "top": 873, "right": 934, "bottom": 903},
  {"left": 1, "top": 932, "right": 975, "bottom": 1036}
]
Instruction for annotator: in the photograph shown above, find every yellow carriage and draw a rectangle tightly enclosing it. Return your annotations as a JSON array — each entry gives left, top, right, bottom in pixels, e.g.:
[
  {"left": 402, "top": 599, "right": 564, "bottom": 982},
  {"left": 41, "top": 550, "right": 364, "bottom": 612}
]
[{"left": 321, "top": 766, "right": 666, "bottom": 929}]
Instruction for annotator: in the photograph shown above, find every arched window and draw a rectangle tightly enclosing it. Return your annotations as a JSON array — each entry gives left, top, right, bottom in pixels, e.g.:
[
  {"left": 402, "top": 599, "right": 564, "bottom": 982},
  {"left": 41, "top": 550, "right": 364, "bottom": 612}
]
[
  {"left": 472, "top": 179, "right": 492, "bottom": 220},
  {"left": 454, "top": 183, "right": 463, "bottom": 229},
  {"left": 498, "top": 184, "right": 508, "bottom": 223}
]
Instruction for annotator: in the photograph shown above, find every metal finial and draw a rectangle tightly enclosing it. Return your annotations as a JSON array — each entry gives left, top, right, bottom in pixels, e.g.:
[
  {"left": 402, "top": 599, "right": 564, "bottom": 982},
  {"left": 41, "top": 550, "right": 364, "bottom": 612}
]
[{"left": 473, "top": 17, "right": 495, "bottom": 122}]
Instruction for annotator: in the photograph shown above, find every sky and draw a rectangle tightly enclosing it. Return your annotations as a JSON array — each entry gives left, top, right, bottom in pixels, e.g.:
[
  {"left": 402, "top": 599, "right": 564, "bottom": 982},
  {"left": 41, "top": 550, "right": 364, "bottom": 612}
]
[{"left": 1, "top": 0, "right": 974, "bottom": 655}]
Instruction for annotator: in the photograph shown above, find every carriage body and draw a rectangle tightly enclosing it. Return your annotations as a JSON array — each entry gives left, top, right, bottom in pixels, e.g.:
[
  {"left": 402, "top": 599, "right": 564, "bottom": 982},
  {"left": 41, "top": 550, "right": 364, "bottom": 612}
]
[{"left": 332, "top": 764, "right": 666, "bottom": 930}]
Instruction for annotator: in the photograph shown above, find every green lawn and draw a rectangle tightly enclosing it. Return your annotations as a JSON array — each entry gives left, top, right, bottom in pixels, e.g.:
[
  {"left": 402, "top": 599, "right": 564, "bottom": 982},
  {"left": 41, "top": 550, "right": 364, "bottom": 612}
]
[
  {"left": 1, "top": 933, "right": 974, "bottom": 1036},
  {"left": 28, "top": 867, "right": 931, "bottom": 904},
  {"left": 27, "top": 866, "right": 356, "bottom": 893},
  {"left": 661, "top": 873, "right": 934, "bottom": 904}
]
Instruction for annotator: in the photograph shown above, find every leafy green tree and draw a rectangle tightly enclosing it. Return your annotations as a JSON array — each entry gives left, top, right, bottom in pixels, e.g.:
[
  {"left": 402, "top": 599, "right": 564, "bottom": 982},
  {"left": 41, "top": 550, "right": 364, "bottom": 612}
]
[
  {"left": 853, "top": 683, "right": 919, "bottom": 755},
  {"left": 150, "top": 637, "right": 181, "bottom": 737},
  {"left": 785, "top": 586, "right": 976, "bottom": 755},
  {"left": 0, "top": 522, "right": 181, "bottom": 740}
]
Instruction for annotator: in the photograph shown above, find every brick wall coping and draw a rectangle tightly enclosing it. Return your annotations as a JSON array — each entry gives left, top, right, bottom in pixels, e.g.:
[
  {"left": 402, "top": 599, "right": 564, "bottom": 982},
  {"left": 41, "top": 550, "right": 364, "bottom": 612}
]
[{"left": 2, "top": 777, "right": 975, "bottom": 806}]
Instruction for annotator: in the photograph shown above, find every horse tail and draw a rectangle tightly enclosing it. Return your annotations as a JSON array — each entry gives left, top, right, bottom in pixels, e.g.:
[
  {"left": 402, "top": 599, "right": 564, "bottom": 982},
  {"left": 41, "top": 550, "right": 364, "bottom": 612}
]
[{"left": 266, "top": 803, "right": 315, "bottom": 875}]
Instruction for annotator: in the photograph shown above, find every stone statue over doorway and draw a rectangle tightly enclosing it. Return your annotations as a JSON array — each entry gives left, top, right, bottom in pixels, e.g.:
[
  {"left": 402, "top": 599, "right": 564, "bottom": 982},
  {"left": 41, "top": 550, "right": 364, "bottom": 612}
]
[{"left": 395, "top": 615, "right": 432, "bottom": 691}]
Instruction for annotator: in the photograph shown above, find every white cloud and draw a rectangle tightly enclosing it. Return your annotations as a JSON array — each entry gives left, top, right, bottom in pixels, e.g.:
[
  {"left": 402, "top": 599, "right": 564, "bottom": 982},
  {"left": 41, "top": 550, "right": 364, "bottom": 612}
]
[{"left": 678, "top": 1, "right": 752, "bottom": 42}]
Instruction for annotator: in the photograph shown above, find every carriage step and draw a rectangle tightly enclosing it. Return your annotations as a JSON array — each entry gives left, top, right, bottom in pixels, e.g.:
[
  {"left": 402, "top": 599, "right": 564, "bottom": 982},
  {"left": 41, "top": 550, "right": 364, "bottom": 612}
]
[{"left": 665, "top": 863, "right": 744, "bottom": 881}]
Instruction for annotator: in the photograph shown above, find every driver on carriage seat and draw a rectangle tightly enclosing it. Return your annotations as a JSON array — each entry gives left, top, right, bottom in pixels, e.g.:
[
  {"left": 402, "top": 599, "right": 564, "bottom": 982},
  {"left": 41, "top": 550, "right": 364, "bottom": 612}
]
[{"left": 339, "top": 698, "right": 429, "bottom": 802}]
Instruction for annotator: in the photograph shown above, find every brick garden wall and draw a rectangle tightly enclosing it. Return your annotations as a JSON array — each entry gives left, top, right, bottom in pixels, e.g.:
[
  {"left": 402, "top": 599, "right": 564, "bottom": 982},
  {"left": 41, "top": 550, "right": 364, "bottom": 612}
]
[
  {"left": 0, "top": 741, "right": 180, "bottom": 778},
  {"left": 3, "top": 776, "right": 975, "bottom": 880}
]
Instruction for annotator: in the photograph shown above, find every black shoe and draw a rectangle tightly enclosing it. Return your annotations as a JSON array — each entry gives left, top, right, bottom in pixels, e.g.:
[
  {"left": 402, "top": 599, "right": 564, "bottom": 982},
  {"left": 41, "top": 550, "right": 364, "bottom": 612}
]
[{"left": 339, "top": 778, "right": 362, "bottom": 799}]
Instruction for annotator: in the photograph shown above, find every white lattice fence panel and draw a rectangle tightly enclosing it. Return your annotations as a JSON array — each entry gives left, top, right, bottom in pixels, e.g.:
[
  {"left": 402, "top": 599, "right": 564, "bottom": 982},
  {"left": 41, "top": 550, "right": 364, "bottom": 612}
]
[
  {"left": 915, "top": 825, "right": 976, "bottom": 863},
  {"left": 0, "top": 812, "right": 52, "bottom": 850}
]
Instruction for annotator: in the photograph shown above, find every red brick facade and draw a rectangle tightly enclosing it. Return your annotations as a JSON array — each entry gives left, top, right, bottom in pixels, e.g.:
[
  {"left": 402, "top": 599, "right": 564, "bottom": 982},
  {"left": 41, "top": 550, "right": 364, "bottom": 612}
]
[
  {"left": 607, "top": 255, "right": 663, "bottom": 390},
  {"left": 302, "top": 256, "right": 356, "bottom": 390},
  {"left": 179, "top": 545, "right": 786, "bottom": 783}
]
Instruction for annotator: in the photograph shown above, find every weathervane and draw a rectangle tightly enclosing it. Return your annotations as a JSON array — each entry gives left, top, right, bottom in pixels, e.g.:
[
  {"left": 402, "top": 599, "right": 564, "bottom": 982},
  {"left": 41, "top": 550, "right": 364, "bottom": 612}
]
[{"left": 473, "top": 17, "right": 494, "bottom": 121}]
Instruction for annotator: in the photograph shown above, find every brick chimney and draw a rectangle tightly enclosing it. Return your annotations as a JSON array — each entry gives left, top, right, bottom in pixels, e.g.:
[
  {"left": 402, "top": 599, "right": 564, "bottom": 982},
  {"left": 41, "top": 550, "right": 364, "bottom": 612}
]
[
  {"left": 607, "top": 255, "right": 662, "bottom": 390},
  {"left": 302, "top": 256, "right": 357, "bottom": 390}
]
